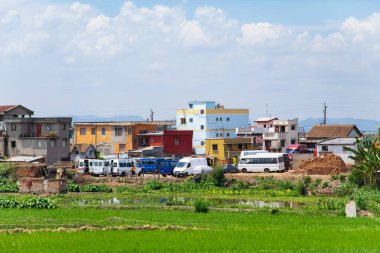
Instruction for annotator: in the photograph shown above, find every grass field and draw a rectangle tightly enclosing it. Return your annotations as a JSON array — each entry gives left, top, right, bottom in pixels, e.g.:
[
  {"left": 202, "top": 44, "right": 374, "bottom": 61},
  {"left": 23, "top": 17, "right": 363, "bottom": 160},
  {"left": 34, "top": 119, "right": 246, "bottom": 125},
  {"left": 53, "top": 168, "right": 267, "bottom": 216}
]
[{"left": 1, "top": 192, "right": 380, "bottom": 252}]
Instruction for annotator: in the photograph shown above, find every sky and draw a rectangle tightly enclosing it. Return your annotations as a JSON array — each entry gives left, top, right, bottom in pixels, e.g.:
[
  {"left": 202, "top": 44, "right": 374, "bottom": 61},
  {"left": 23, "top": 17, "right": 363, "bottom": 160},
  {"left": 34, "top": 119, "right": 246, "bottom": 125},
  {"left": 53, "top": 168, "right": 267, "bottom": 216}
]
[{"left": 1, "top": 0, "right": 380, "bottom": 122}]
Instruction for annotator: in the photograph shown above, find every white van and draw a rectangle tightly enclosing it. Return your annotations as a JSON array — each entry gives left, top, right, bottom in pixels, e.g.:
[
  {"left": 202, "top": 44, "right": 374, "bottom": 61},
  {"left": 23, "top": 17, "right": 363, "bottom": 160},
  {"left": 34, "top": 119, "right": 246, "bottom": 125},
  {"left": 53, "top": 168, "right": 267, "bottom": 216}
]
[
  {"left": 77, "top": 159, "right": 89, "bottom": 174},
  {"left": 90, "top": 159, "right": 110, "bottom": 176},
  {"left": 173, "top": 157, "right": 213, "bottom": 176},
  {"left": 238, "top": 153, "right": 285, "bottom": 173},
  {"left": 109, "top": 159, "right": 134, "bottom": 176}
]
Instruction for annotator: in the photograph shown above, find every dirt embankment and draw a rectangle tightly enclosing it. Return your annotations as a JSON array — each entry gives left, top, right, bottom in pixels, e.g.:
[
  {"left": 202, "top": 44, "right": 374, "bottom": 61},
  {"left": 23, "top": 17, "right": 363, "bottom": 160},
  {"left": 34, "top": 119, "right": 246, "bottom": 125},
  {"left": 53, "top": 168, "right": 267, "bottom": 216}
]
[{"left": 292, "top": 154, "right": 348, "bottom": 175}]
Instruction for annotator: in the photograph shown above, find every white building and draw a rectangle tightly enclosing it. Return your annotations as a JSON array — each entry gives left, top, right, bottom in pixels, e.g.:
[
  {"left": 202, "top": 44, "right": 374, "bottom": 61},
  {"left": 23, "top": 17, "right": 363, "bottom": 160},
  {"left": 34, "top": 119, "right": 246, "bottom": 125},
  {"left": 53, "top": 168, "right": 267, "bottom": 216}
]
[
  {"left": 176, "top": 101, "right": 249, "bottom": 154},
  {"left": 261, "top": 119, "right": 299, "bottom": 152},
  {"left": 316, "top": 138, "right": 358, "bottom": 165}
]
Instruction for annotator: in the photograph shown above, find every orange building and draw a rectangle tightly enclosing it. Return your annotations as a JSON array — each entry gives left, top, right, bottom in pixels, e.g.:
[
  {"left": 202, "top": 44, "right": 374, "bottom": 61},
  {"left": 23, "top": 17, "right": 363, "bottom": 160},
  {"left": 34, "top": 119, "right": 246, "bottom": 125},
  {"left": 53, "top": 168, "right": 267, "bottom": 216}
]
[{"left": 74, "top": 121, "right": 175, "bottom": 155}]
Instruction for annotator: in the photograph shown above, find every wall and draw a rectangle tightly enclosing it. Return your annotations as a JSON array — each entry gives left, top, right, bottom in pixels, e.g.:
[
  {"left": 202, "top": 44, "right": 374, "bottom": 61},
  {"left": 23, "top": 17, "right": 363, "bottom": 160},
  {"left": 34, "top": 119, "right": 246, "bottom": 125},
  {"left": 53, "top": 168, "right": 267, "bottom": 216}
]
[
  {"left": 163, "top": 130, "right": 193, "bottom": 156},
  {"left": 317, "top": 144, "right": 356, "bottom": 165}
]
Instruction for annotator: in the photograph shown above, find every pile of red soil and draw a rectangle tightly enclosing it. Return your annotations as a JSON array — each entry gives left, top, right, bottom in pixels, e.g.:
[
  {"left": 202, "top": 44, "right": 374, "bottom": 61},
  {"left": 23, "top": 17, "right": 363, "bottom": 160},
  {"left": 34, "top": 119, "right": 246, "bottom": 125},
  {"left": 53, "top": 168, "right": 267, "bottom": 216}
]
[{"left": 294, "top": 154, "right": 346, "bottom": 175}]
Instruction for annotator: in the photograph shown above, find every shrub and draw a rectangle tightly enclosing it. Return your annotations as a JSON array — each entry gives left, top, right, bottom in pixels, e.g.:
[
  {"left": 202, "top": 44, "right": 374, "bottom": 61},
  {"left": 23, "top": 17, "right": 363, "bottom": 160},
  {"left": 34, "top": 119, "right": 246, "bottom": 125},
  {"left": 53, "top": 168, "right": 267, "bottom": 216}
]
[
  {"left": 0, "top": 183, "right": 18, "bottom": 193},
  {"left": 339, "top": 175, "right": 347, "bottom": 183},
  {"left": 322, "top": 182, "right": 329, "bottom": 189},
  {"left": 194, "top": 199, "right": 209, "bottom": 213},
  {"left": 354, "top": 190, "right": 369, "bottom": 210},
  {"left": 0, "top": 163, "right": 16, "bottom": 182},
  {"left": 271, "top": 208, "right": 279, "bottom": 215},
  {"left": 144, "top": 180, "right": 163, "bottom": 191},
  {"left": 349, "top": 168, "right": 365, "bottom": 187},
  {"left": 334, "top": 183, "right": 355, "bottom": 197},
  {"left": 232, "top": 181, "right": 250, "bottom": 190},
  {"left": 0, "top": 196, "right": 56, "bottom": 209},
  {"left": 67, "top": 183, "right": 80, "bottom": 192},
  {"left": 80, "top": 184, "right": 112, "bottom": 193},
  {"left": 211, "top": 166, "right": 225, "bottom": 187}
]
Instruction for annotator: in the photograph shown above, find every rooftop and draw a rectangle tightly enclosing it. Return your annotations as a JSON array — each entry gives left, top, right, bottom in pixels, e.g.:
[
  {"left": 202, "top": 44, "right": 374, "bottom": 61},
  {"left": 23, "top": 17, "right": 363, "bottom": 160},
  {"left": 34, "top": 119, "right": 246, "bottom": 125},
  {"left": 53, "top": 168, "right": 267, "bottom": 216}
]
[{"left": 306, "top": 124, "right": 363, "bottom": 138}]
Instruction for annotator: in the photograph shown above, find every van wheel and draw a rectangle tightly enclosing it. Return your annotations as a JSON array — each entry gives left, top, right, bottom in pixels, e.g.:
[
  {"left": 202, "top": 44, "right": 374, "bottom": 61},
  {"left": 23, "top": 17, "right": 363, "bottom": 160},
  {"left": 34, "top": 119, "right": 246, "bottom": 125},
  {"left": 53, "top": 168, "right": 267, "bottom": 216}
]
[
  {"left": 242, "top": 168, "right": 247, "bottom": 173},
  {"left": 264, "top": 168, "right": 270, "bottom": 173},
  {"left": 120, "top": 172, "right": 125, "bottom": 177}
]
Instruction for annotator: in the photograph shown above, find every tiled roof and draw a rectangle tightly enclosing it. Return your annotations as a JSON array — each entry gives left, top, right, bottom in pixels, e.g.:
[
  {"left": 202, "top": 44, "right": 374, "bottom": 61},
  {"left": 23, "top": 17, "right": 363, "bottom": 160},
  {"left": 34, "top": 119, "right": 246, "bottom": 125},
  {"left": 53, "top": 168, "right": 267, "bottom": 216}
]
[
  {"left": 0, "top": 105, "right": 16, "bottom": 112},
  {"left": 306, "top": 124, "right": 362, "bottom": 138},
  {"left": 71, "top": 144, "right": 95, "bottom": 153}
]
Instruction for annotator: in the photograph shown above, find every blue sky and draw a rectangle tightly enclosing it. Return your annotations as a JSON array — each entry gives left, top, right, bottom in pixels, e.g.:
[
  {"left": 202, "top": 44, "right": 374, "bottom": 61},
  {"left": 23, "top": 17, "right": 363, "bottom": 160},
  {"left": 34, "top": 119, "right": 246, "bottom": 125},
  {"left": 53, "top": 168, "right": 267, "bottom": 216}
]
[{"left": 1, "top": 0, "right": 380, "bottom": 121}]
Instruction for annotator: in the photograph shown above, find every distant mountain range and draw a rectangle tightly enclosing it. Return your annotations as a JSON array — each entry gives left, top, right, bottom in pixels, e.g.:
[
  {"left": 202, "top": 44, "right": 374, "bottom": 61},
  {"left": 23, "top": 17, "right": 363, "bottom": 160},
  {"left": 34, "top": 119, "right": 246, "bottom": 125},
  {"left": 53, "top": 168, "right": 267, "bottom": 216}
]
[
  {"left": 73, "top": 115, "right": 145, "bottom": 122},
  {"left": 299, "top": 118, "right": 380, "bottom": 133}
]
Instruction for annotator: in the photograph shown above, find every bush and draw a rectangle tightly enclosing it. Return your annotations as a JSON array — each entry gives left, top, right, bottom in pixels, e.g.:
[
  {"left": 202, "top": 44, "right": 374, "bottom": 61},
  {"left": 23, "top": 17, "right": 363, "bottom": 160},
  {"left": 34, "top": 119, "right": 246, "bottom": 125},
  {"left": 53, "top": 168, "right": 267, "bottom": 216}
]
[
  {"left": 0, "top": 183, "right": 18, "bottom": 193},
  {"left": 0, "top": 163, "right": 16, "bottom": 182},
  {"left": 349, "top": 168, "right": 365, "bottom": 187},
  {"left": 144, "top": 180, "right": 163, "bottom": 190},
  {"left": 322, "top": 182, "right": 329, "bottom": 189},
  {"left": 194, "top": 199, "right": 209, "bottom": 213},
  {"left": 80, "top": 184, "right": 112, "bottom": 193},
  {"left": 211, "top": 166, "right": 225, "bottom": 187},
  {"left": 334, "top": 183, "right": 355, "bottom": 197},
  {"left": 232, "top": 181, "right": 250, "bottom": 190},
  {"left": 0, "top": 196, "right": 56, "bottom": 209},
  {"left": 354, "top": 190, "right": 369, "bottom": 210},
  {"left": 67, "top": 183, "right": 80, "bottom": 192}
]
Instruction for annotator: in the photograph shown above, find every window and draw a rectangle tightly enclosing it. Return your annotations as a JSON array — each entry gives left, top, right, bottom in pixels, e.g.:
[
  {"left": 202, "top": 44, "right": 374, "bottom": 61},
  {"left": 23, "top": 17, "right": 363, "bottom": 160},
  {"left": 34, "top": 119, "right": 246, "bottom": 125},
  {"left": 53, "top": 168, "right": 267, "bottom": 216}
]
[
  {"left": 50, "top": 140, "right": 56, "bottom": 148},
  {"left": 80, "top": 128, "right": 86, "bottom": 135},
  {"left": 281, "top": 140, "right": 285, "bottom": 147},
  {"left": 91, "top": 128, "right": 96, "bottom": 136},
  {"left": 291, "top": 125, "right": 296, "bottom": 130},
  {"left": 174, "top": 137, "right": 179, "bottom": 145},
  {"left": 101, "top": 128, "right": 106, "bottom": 136},
  {"left": 212, "top": 144, "right": 218, "bottom": 151},
  {"left": 62, "top": 124, "right": 67, "bottom": 130},
  {"left": 200, "top": 109, "right": 204, "bottom": 114},
  {"left": 280, "top": 126, "right": 286, "bottom": 132},
  {"left": 119, "top": 144, "right": 125, "bottom": 152},
  {"left": 200, "top": 125, "right": 204, "bottom": 130},
  {"left": 216, "top": 133, "right": 219, "bottom": 137},
  {"left": 220, "top": 133, "right": 223, "bottom": 137},
  {"left": 11, "top": 141, "right": 16, "bottom": 148},
  {"left": 216, "top": 117, "right": 219, "bottom": 121},
  {"left": 226, "top": 133, "right": 230, "bottom": 137},
  {"left": 180, "top": 118, "right": 186, "bottom": 125},
  {"left": 291, "top": 139, "right": 296, "bottom": 145},
  {"left": 189, "top": 104, "right": 193, "bottom": 108},
  {"left": 238, "top": 144, "right": 243, "bottom": 150},
  {"left": 11, "top": 124, "right": 16, "bottom": 131},
  {"left": 322, "top": 145, "right": 328, "bottom": 152},
  {"left": 189, "top": 118, "right": 193, "bottom": 123},
  {"left": 220, "top": 117, "right": 222, "bottom": 121},
  {"left": 227, "top": 144, "right": 232, "bottom": 149},
  {"left": 244, "top": 144, "right": 248, "bottom": 149},
  {"left": 127, "top": 127, "right": 132, "bottom": 135},
  {"left": 201, "top": 141, "right": 205, "bottom": 146},
  {"left": 263, "top": 124, "right": 267, "bottom": 128},
  {"left": 227, "top": 117, "right": 230, "bottom": 121},
  {"left": 115, "top": 127, "right": 123, "bottom": 136},
  {"left": 62, "top": 139, "right": 67, "bottom": 148}
]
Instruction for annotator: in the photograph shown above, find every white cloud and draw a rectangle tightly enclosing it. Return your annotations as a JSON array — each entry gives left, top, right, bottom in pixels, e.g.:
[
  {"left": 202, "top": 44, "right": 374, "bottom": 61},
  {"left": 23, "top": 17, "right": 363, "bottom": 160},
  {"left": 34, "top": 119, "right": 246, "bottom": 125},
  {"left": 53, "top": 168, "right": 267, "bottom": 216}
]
[{"left": 0, "top": 1, "right": 379, "bottom": 120}]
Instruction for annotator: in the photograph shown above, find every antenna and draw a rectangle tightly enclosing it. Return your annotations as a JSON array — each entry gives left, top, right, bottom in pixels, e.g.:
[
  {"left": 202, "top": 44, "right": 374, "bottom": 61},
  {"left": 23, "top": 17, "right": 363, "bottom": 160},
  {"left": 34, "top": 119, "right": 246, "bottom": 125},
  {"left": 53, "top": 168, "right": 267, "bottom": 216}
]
[
  {"left": 323, "top": 102, "right": 327, "bottom": 125},
  {"left": 266, "top": 104, "right": 269, "bottom": 117},
  {"left": 150, "top": 109, "right": 154, "bottom": 122}
]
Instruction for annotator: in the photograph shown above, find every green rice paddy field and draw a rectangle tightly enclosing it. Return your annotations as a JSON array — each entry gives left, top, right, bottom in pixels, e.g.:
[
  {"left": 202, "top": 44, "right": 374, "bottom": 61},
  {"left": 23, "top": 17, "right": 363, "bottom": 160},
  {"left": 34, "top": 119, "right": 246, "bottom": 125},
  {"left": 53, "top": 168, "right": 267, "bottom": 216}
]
[{"left": 0, "top": 193, "right": 380, "bottom": 252}]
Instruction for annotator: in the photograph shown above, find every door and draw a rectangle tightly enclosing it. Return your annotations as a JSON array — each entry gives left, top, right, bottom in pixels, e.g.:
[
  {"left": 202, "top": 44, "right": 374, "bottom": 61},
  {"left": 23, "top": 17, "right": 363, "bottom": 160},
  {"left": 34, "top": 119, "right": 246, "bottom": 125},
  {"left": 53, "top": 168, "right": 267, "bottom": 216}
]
[{"left": 36, "top": 124, "right": 41, "bottom": 137}]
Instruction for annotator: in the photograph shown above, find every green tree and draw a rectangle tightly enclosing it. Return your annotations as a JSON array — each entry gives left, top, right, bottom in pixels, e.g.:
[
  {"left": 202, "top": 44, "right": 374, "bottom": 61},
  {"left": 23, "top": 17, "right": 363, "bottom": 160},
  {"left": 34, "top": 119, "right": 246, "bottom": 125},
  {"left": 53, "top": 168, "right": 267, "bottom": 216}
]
[{"left": 345, "top": 138, "right": 380, "bottom": 188}]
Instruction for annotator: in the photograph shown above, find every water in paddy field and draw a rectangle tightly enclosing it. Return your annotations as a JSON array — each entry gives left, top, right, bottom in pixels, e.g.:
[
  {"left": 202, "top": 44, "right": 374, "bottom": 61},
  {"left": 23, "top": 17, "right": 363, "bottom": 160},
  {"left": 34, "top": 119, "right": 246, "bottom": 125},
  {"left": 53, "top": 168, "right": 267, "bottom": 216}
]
[{"left": 76, "top": 197, "right": 304, "bottom": 209}]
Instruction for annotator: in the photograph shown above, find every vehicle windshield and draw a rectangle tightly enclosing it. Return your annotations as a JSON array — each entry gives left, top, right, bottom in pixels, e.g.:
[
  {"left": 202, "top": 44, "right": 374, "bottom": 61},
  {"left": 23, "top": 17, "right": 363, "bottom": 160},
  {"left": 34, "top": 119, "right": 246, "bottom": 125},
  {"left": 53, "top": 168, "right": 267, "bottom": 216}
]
[
  {"left": 286, "top": 149, "right": 296, "bottom": 154},
  {"left": 175, "top": 162, "right": 187, "bottom": 168}
]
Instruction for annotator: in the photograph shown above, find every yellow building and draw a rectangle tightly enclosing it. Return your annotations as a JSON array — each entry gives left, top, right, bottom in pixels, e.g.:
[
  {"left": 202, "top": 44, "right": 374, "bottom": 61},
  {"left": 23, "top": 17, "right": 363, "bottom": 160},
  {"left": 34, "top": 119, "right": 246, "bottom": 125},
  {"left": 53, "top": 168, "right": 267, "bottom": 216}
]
[
  {"left": 205, "top": 137, "right": 254, "bottom": 164},
  {"left": 74, "top": 121, "right": 174, "bottom": 155}
]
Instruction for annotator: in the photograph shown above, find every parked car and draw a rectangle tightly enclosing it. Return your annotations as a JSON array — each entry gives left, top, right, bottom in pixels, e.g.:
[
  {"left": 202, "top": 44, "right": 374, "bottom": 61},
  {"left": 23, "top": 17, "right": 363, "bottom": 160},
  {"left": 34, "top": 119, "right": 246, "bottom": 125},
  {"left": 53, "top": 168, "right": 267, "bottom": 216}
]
[{"left": 223, "top": 164, "right": 238, "bottom": 173}]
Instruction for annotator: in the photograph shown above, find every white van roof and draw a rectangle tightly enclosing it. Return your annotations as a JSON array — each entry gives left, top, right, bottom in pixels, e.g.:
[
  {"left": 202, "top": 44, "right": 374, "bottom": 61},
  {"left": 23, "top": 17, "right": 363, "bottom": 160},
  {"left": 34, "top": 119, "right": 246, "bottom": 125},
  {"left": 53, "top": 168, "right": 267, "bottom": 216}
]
[{"left": 242, "top": 153, "right": 284, "bottom": 158}]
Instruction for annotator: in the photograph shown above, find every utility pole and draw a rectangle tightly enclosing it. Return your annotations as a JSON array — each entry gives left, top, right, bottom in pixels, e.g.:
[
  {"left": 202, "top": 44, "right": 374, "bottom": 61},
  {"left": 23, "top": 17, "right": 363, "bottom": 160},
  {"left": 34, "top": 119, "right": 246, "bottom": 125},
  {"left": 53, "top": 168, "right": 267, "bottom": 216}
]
[
  {"left": 266, "top": 104, "right": 269, "bottom": 117},
  {"left": 150, "top": 109, "right": 154, "bottom": 122},
  {"left": 323, "top": 102, "right": 327, "bottom": 125}
]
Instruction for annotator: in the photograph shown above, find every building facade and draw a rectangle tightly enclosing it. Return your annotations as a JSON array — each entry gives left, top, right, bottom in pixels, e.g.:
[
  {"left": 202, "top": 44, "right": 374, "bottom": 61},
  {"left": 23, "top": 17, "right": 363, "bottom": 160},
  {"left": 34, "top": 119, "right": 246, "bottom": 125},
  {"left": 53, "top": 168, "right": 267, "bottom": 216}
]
[
  {"left": 205, "top": 137, "right": 253, "bottom": 164},
  {"left": 176, "top": 101, "right": 249, "bottom": 154},
  {"left": 2, "top": 117, "right": 71, "bottom": 164},
  {"left": 261, "top": 119, "right": 299, "bottom": 152},
  {"left": 74, "top": 121, "right": 175, "bottom": 155},
  {"left": 146, "top": 130, "right": 193, "bottom": 157}
]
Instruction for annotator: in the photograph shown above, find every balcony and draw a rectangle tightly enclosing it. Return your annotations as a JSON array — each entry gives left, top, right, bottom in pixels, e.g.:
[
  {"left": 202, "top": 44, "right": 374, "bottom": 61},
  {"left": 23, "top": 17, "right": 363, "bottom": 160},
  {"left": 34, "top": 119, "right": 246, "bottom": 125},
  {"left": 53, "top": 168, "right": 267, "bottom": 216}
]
[
  {"left": 263, "top": 132, "right": 287, "bottom": 140},
  {"left": 270, "top": 141, "right": 281, "bottom": 149},
  {"left": 19, "top": 131, "right": 59, "bottom": 139}
]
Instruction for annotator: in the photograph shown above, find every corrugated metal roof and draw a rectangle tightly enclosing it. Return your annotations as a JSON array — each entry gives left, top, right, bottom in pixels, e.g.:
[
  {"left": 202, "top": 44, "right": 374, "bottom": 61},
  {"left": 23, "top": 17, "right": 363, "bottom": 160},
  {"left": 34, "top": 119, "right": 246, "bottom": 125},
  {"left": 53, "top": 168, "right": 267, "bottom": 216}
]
[
  {"left": 255, "top": 117, "right": 278, "bottom": 122},
  {"left": 318, "top": 138, "right": 357, "bottom": 145}
]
